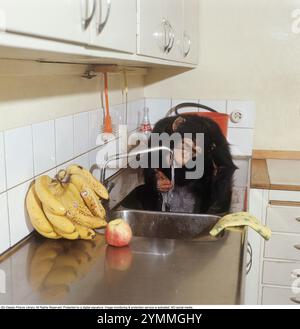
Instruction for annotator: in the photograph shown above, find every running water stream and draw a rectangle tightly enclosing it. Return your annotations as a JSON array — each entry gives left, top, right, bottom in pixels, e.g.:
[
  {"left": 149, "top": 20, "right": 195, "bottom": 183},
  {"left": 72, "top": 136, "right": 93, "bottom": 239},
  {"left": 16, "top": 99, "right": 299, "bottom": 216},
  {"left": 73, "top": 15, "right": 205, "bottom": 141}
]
[{"left": 161, "top": 164, "right": 175, "bottom": 212}]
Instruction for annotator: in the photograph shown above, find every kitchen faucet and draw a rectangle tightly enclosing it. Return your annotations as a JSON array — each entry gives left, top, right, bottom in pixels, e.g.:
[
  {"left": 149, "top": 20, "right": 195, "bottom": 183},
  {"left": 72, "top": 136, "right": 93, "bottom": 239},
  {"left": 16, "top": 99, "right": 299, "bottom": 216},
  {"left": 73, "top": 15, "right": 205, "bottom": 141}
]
[{"left": 99, "top": 146, "right": 174, "bottom": 184}]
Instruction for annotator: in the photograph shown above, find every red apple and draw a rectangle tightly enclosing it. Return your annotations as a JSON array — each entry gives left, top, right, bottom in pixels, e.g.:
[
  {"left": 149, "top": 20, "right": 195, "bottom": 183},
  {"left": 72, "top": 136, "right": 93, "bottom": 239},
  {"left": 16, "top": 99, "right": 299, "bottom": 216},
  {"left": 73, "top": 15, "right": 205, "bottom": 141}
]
[
  {"left": 105, "top": 219, "right": 132, "bottom": 247},
  {"left": 105, "top": 245, "right": 133, "bottom": 271}
]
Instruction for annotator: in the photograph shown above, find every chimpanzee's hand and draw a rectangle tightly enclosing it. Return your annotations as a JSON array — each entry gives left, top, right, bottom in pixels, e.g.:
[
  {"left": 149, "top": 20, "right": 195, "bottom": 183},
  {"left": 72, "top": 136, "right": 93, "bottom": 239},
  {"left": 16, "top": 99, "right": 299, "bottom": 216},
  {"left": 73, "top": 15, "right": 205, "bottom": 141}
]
[{"left": 155, "top": 170, "right": 173, "bottom": 193}]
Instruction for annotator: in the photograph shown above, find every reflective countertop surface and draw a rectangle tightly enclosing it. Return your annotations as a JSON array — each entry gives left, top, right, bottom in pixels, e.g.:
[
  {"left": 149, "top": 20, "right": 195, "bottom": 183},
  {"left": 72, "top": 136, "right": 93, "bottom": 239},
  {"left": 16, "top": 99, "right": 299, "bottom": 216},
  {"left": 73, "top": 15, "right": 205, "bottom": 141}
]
[
  {"left": 0, "top": 227, "right": 247, "bottom": 305},
  {"left": 0, "top": 166, "right": 248, "bottom": 305}
]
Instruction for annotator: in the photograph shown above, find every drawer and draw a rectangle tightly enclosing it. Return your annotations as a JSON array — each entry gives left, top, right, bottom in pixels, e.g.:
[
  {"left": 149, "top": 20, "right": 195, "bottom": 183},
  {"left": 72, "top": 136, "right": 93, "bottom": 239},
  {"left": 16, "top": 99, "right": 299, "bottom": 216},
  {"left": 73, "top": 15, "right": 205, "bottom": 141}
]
[
  {"left": 266, "top": 205, "right": 300, "bottom": 234},
  {"left": 262, "top": 260, "right": 300, "bottom": 286},
  {"left": 262, "top": 286, "right": 300, "bottom": 305},
  {"left": 264, "top": 233, "right": 300, "bottom": 261}
]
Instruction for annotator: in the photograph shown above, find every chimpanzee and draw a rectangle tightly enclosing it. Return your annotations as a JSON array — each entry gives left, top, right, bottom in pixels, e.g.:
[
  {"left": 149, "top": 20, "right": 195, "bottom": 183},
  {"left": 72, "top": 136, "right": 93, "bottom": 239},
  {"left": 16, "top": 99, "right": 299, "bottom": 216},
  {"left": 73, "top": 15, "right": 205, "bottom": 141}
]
[{"left": 122, "top": 115, "right": 237, "bottom": 215}]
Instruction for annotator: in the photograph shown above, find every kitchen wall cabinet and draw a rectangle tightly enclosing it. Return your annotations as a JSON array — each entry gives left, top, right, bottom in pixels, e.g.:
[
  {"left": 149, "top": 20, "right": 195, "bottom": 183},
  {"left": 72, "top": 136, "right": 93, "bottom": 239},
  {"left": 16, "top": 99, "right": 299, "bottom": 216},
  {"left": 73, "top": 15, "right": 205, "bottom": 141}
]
[
  {"left": 90, "top": 0, "right": 136, "bottom": 53},
  {"left": 0, "top": 0, "right": 197, "bottom": 67},
  {"left": 0, "top": 0, "right": 91, "bottom": 44},
  {"left": 138, "top": 0, "right": 198, "bottom": 63},
  {"left": 245, "top": 188, "right": 300, "bottom": 305}
]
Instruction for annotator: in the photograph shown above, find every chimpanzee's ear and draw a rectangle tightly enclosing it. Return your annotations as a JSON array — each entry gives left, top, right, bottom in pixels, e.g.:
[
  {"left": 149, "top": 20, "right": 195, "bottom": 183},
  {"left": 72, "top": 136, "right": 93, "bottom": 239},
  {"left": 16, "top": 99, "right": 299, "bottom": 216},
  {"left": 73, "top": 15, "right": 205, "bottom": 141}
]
[{"left": 172, "top": 116, "right": 186, "bottom": 131}]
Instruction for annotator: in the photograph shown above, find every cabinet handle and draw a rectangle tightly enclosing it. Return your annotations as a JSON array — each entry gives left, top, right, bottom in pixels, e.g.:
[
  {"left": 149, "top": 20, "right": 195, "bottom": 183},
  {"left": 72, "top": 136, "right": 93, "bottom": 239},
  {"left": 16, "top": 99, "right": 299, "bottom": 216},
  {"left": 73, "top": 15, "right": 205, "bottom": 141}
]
[
  {"left": 183, "top": 31, "right": 191, "bottom": 57},
  {"left": 291, "top": 269, "right": 300, "bottom": 278},
  {"left": 296, "top": 217, "right": 300, "bottom": 222},
  {"left": 165, "top": 20, "right": 175, "bottom": 54},
  {"left": 246, "top": 242, "right": 253, "bottom": 275},
  {"left": 98, "top": 0, "right": 112, "bottom": 34},
  {"left": 290, "top": 297, "right": 300, "bottom": 304},
  {"left": 294, "top": 244, "right": 300, "bottom": 251},
  {"left": 162, "top": 19, "right": 172, "bottom": 53},
  {"left": 82, "top": 0, "right": 96, "bottom": 30}
]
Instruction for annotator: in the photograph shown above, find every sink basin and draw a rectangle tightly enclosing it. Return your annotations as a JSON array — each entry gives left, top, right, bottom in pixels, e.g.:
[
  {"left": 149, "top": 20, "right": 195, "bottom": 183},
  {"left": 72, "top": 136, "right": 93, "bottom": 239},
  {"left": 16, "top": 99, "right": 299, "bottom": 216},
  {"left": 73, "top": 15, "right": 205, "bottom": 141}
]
[{"left": 110, "top": 209, "right": 222, "bottom": 241}]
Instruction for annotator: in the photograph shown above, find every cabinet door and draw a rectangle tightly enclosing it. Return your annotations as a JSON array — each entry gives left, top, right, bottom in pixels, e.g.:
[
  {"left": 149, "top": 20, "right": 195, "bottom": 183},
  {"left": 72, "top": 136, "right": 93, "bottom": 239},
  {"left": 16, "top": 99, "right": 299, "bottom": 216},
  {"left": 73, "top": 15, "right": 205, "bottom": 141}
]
[
  {"left": 138, "top": 0, "right": 165, "bottom": 58},
  {"left": 0, "top": 0, "right": 92, "bottom": 44},
  {"left": 90, "top": 0, "right": 136, "bottom": 53},
  {"left": 162, "top": 0, "right": 184, "bottom": 61},
  {"left": 244, "top": 188, "right": 269, "bottom": 305},
  {"left": 182, "top": 0, "right": 198, "bottom": 64},
  {"left": 262, "top": 286, "right": 300, "bottom": 305}
]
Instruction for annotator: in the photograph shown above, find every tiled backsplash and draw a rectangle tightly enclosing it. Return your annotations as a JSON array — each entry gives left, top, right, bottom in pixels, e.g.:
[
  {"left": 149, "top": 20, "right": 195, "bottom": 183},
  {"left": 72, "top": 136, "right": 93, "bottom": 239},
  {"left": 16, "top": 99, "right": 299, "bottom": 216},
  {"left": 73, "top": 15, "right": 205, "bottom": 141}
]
[
  {"left": 0, "top": 97, "right": 255, "bottom": 255},
  {"left": 0, "top": 98, "right": 144, "bottom": 255}
]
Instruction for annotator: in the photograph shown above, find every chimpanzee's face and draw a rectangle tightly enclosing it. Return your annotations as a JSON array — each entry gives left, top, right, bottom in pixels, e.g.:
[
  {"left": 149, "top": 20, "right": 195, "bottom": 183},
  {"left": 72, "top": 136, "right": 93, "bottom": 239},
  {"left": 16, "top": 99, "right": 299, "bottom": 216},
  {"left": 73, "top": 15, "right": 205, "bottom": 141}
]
[{"left": 173, "top": 137, "right": 202, "bottom": 167}]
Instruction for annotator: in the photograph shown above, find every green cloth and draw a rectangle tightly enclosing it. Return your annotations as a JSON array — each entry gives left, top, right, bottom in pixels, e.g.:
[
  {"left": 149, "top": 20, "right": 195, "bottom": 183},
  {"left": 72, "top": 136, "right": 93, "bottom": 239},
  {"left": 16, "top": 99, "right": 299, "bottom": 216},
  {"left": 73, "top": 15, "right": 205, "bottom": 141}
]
[{"left": 210, "top": 212, "right": 272, "bottom": 240}]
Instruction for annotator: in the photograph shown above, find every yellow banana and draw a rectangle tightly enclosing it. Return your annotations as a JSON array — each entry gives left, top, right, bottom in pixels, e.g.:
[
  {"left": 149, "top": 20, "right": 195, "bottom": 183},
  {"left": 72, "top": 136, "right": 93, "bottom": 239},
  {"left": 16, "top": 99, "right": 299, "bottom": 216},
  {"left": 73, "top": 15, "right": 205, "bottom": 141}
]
[
  {"left": 66, "top": 208, "right": 106, "bottom": 229},
  {"left": 72, "top": 222, "right": 96, "bottom": 240},
  {"left": 60, "top": 182, "right": 94, "bottom": 216},
  {"left": 43, "top": 206, "right": 75, "bottom": 234},
  {"left": 26, "top": 183, "right": 54, "bottom": 234},
  {"left": 35, "top": 175, "right": 66, "bottom": 216},
  {"left": 80, "top": 187, "right": 106, "bottom": 219},
  {"left": 62, "top": 182, "right": 93, "bottom": 216},
  {"left": 34, "top": 227, "right": 62, "bottom": 239},
  {"left": 209, "top": 212, "right": 272, "bottom": 240},
  {"left": 53, "top": 227, "right": 79, "bottom": 240},
  {"left": 67, "top": 164, "right": 109, "bottom": 200}
]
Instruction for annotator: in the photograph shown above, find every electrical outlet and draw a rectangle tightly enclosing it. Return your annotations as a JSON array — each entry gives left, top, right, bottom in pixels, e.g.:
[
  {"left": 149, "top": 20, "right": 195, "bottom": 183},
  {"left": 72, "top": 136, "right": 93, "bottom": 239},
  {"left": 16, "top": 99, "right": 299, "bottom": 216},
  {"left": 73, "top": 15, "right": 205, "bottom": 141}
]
[{"left": 230, "top": 111, "right": 243, "bottom": 123}]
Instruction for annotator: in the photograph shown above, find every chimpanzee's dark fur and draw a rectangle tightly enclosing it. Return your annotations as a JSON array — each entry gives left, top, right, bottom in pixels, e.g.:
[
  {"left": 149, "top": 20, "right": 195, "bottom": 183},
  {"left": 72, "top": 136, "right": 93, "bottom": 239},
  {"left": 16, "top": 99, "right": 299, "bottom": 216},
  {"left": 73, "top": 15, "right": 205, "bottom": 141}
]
[{"left": 125, "top": 115, "right": 237, "bottom": 215}]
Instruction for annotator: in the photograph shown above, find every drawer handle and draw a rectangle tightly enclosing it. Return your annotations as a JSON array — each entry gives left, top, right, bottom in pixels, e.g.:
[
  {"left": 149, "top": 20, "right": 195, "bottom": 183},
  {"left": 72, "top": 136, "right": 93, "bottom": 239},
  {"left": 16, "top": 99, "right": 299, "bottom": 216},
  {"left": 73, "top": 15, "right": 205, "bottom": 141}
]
[
  {"left": 294, "top": 244, "right": 300, "bottom": 250},
  {"left": 290, "top": 297, "right": 300, "bottom": 304},
  {"left": 291, "top": 269, "right": 300, "bottom": 278},
  {"left": 296, "top": 217, "right": 300, "bottom": 222}
]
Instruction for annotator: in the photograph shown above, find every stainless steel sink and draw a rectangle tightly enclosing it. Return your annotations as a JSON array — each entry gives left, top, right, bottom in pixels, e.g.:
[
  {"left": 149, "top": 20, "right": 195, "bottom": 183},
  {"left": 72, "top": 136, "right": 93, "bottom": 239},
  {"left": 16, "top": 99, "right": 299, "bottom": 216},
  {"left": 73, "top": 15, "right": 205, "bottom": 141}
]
[{"left": 110, "top": 209, "right": 223, "bottom": 241}]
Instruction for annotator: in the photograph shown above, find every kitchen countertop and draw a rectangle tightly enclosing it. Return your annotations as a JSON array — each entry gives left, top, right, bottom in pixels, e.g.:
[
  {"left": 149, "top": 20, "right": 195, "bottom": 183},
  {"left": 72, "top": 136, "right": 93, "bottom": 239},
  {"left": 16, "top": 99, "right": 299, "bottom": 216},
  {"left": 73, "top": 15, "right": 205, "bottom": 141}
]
[
  {"left": 0, "top": 228, "right": 247, "bottom": 305},
  {"left": 251, "top": 158, "right": 300, "bottom": 191},
  {"left": 0, "top": 166, "right": 248, "bottom": 306}
]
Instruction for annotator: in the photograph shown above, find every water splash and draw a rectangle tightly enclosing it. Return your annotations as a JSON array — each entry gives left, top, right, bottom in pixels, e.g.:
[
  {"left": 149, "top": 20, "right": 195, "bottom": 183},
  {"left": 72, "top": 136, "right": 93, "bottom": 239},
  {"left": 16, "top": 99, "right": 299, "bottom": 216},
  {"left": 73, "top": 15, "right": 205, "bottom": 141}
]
[{"left": 161, "top": 164, "right": 175, "bottom": 212}]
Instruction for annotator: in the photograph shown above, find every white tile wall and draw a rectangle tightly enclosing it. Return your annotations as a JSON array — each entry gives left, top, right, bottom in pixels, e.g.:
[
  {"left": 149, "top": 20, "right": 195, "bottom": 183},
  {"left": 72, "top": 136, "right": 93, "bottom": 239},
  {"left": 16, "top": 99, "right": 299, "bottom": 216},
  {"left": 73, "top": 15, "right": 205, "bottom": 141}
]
[
  {"left": 0, "top": 100, "right": 145, "bottom": 255},
  {"left": 127, "top": 98, "right": 145, "bottom": 132},
  {"left": 32, "top": 120, "right": 56, "bottom": 176},
  {"left": 199, "top": 100, "right": 227, "bottom": 114},
  {"left": 227, "top": 100, "right": 255, "bottom": 128},
  {"left": 0, "top": 132, "right": 6, "bottom": 193},
  {"left": 74, "top": 153, "right": 90, "bottom": 169},
  {"left": 7, "top": 180, "right": 33, "bottom": 246},
  {"left": 0, "top": 193, "right": 10, "bottom": 254},
  {"left": 171, "top": 98, "right": 199, "bottom": 113},
  {"left": 55, "top": 115, "right": 74, "bottom": 165},
  {"left": 233, "top": 158, "right": 250, "bottom": 187},
  {"left": 74, "top": 112, "right": 89, "bottom": 155},
  {"left": 89, "top": 147, "right": 102, "bottom": 180},
  {"left": 45, "top": 168, "right": 57, "bottom": 179},
  {"left": 4, "top": 126, "right": 34, "bottom": 189},
  {"left": 145, "top": 98, "right": 172, "bottom": 125},
  {"left": 228, "top": 128, "right": 254, "bottom": 156},
  {"left": 89, "top": 109, "right": 102, "bottom": 149},
  {"left": 110, "top": 103, "right": 126, "bottom": 127}
]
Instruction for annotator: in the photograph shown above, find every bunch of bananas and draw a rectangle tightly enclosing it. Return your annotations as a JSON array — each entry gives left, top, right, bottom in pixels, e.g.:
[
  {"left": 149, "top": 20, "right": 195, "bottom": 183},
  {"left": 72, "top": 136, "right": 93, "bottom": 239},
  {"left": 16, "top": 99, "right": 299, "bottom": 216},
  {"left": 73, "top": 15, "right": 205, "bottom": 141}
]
[
  {"left": 27, "top": 235, "right": 106, "bottom": 302},
  {"left": 26, "top": 164, "right": 109, "bottom": 240}
]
